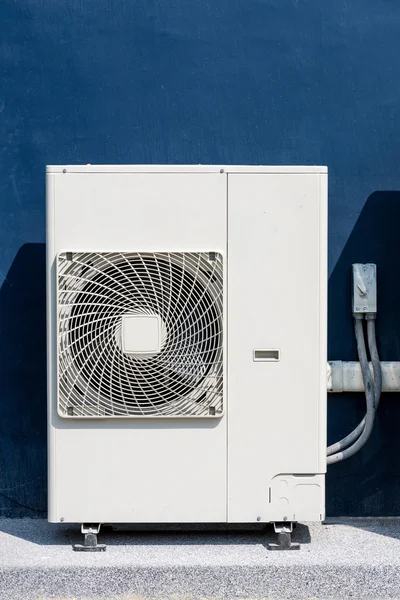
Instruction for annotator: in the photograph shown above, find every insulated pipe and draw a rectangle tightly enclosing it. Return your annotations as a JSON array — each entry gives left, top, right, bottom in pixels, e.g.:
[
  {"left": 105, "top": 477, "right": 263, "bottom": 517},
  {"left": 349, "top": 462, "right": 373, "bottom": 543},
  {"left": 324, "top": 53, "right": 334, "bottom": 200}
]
[
  {"left": 327, "top": 317, "right": 383, "bottom": 457},
  {"left": 327, "top": 361, "right": 400, "bottom": 393},
  {"left": 367, "top": 318, "right": 382, "bottom": 407},
  {"left": 327, "top": 264, "right": 383, "bottom": 465},
  {"left": 327, "top": 318, "right": 377, "bottom": 465}
]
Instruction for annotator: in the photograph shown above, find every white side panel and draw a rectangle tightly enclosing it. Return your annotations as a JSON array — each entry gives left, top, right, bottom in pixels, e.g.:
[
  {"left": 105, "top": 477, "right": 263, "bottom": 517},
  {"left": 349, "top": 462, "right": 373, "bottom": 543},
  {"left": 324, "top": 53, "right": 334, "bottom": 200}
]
[
  {"left": 227, "top": 173, "right": 327, "bottom": 522},
  {"left": 48, "top": 172, "right": 227, "bottom": 523}
]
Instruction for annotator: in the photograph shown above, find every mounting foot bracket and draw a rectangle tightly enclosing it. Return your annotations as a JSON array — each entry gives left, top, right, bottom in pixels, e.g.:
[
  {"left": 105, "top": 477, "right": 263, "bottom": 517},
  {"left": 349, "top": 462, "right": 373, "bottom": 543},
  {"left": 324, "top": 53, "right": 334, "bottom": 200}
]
[
  {"left": 73, "top": 523, "right": 106, "bottom": 552},
  {"left": 268, "top": 522, "right": 300, "bottom": 551}
]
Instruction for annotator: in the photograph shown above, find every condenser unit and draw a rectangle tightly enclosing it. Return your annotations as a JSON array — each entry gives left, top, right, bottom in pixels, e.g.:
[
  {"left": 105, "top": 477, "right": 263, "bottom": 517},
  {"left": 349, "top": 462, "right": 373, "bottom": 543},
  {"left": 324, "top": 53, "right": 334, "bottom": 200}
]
[{"left": 47, "top": 165, "right": 327, "bottom": 550}]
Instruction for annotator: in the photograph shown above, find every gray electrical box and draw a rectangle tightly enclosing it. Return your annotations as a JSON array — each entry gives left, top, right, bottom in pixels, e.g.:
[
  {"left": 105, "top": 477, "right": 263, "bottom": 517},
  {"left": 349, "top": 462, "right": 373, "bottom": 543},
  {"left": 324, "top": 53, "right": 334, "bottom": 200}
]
[{"left": 352, "top": 263, "right": 377, "bottom": 314}]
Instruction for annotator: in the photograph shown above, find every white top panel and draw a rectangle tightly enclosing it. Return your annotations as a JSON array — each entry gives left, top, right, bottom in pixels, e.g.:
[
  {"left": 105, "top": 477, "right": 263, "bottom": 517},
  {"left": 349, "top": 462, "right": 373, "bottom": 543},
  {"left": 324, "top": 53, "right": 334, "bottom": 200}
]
[
  {"left": 51, "top": 172, "right": 226, "bottom": 252},
  {"left": 47, "top": 164, "right": 327, "bottom": 174}
]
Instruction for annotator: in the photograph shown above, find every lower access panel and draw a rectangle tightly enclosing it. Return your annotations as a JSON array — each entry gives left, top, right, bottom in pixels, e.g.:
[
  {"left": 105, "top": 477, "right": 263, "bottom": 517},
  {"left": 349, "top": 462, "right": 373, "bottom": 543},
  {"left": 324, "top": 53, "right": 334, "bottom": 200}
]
[
  {"left": 51, "top": 421, "right": 227, "bottom": 523},
  {"left": 227, "top": 173, "right": 327, "bottom": 522}
]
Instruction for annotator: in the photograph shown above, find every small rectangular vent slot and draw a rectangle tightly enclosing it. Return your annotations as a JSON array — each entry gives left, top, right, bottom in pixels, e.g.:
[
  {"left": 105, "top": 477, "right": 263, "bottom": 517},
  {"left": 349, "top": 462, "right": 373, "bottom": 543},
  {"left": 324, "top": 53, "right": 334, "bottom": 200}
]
[{"left": 253, "top": 349, "right": 280, "bottom": 362}]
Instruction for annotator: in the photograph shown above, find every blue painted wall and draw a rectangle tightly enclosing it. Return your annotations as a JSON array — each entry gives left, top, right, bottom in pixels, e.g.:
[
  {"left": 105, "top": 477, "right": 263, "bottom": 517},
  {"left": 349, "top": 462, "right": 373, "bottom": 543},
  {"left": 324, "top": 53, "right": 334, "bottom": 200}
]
[{"left": 1, "top": 0, "right": 400, "bottom": 517}]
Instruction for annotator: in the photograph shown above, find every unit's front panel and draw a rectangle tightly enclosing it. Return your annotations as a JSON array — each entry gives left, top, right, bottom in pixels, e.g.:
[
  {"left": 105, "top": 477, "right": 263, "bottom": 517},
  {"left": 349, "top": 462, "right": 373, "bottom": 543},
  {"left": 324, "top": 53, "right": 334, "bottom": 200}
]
[
  {"left": 47, "top": 171, "right": 227, "bottom": 523},
  {"left": 227, "top": 173, "right": 327, "bottom": 522}
]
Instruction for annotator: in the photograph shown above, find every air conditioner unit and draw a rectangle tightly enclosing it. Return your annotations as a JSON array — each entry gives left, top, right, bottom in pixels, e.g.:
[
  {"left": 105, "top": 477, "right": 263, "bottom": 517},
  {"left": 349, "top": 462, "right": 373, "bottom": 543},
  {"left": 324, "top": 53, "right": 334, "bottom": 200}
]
[{"left": 47, "top": 165, "right": 327, "bottom": 550}]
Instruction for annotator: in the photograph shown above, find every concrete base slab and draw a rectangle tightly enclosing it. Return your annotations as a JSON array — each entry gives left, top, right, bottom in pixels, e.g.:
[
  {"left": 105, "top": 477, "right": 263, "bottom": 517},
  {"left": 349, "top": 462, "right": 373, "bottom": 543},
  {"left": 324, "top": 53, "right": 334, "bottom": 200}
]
[{"left": 0, "top": 518, "right": 399, "bottom": 599}]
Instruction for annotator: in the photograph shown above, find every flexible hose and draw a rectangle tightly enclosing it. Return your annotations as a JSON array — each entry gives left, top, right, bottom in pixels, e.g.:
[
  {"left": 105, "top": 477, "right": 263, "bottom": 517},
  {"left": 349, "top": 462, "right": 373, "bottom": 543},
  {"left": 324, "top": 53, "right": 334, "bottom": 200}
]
[
  {"left": 327, "top": 317, "right": 378, "bottom": 465},
  {"left": 327, "top": 317, "right": 382, "bottom": 458},
  {"left": 327, "top": 413, "right": 365, "bottom": 456},
  {"left": 367, "top": 317, "right": 382, "bottom": 410}
]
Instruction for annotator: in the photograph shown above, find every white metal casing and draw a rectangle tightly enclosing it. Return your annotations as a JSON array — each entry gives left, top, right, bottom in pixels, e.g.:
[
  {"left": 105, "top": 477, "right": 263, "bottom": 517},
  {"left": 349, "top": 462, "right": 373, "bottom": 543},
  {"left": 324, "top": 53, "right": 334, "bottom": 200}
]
[{"left": 47, "top": 165, "right": 327, "bottom": 524}]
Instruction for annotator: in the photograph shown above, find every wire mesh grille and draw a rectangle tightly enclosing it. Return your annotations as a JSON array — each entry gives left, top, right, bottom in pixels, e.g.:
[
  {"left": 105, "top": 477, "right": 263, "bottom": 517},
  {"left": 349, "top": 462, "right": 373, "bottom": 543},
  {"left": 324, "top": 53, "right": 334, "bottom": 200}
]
[{"left": 57, "top": 252, "right": 223, "bottom": 417}]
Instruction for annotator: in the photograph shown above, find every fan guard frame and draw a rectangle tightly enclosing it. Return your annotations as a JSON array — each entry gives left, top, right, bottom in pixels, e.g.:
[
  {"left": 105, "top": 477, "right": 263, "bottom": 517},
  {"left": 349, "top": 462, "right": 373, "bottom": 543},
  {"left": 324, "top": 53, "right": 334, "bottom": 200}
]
[{"left": 57, "top": 251, "right": 224, "bottom": 418}]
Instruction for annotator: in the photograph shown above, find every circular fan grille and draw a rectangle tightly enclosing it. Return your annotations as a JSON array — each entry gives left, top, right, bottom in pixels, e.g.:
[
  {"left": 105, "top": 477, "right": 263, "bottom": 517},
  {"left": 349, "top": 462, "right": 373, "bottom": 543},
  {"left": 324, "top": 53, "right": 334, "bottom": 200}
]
[{"left": 58, "top": 252, "right": 223, "bottom": 417}]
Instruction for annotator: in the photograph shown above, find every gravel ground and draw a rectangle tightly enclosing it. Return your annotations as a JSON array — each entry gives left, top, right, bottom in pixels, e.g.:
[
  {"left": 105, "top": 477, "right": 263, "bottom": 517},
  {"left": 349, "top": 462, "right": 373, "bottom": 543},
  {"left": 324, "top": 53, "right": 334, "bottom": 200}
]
[{"left": 0, "top": 518, "right": 399, "bottom": 599}]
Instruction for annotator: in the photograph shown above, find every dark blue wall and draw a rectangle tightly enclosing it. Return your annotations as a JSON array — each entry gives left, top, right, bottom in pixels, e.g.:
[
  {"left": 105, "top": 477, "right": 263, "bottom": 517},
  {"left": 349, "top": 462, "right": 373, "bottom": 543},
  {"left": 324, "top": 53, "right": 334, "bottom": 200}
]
[{"left": 1, "top": 0, "right": 400, "bottom": 517}]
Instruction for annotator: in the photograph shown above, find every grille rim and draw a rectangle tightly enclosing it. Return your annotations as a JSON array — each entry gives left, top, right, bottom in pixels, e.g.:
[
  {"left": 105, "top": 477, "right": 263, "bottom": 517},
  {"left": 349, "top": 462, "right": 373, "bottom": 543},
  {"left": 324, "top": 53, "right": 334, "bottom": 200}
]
[{"left": 57, "top": 251, "right": 224, "bottom": 418}]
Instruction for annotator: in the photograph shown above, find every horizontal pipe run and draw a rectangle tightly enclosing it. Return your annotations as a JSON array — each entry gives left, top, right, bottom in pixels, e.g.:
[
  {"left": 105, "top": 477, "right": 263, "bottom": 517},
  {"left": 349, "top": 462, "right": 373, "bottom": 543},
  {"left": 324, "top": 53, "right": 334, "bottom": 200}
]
[{"left": 328, "top": 361, "right": 400, "bottom": 393}]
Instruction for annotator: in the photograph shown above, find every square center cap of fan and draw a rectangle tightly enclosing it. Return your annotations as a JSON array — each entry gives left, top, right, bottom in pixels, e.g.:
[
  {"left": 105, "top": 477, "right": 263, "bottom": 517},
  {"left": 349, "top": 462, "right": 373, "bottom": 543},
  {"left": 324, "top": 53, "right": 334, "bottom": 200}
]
[{"left": 121, "top": 314, "right": 161, "bottom": 355}]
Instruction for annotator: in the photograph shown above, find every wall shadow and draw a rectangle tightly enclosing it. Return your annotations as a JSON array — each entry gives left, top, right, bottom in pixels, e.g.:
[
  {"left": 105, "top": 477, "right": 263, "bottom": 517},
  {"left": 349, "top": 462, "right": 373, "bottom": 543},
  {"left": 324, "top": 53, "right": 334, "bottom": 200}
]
[
  {"left": 327, "top": 191, "right": 400, "bottom": 516},
  {"left": 0, "top": 243, "right": 47, "bottom": 517}
]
